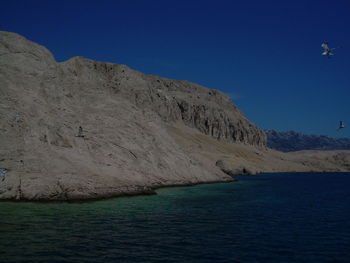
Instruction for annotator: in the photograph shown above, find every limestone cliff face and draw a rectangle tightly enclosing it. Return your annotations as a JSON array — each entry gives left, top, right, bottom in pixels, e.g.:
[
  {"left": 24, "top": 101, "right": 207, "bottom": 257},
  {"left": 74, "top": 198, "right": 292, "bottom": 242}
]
[
  {"left": 0, "top": 31, "right": 264, "bottom": 201},
  {"left": 61, "top": 55, "right": 266, "bottom": 147}
]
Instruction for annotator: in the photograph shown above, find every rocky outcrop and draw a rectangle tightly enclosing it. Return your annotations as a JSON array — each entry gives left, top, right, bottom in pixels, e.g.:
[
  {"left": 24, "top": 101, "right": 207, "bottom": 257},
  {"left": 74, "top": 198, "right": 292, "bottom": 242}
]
[
  {"left": 0, "top": 31, "right": 266, "bottom": 201},
  {"left": 174, "top": 100, "right": 265, "bottom": 146},
  {"left": 60, "top": 56, "right": 266, "bottom": 147},
  {"left": 265, "top": 129, "right": 350, "bottom": 152},
  {"left": 215, "top": 159, "right": 258, "bottom": 175}
]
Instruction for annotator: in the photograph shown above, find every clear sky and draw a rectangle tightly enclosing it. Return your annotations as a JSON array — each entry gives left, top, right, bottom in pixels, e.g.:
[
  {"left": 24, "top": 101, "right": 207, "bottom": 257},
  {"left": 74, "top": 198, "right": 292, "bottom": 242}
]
[{"left": 1, "top": 0, "right": 349, "bottom": 137}]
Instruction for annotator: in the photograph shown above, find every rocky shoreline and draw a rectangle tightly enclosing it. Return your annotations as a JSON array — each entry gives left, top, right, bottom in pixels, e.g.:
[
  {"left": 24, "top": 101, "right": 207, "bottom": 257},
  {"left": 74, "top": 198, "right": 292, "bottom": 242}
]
[{"left": 0, "top": 178, "right": 236, "bottom": 202}]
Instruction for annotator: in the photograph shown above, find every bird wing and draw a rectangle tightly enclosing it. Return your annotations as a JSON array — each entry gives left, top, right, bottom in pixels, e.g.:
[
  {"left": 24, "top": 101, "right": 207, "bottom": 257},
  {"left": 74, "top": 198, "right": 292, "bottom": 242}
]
[{"left": 321, "top": 43, "right": 329, "bottom": 51}]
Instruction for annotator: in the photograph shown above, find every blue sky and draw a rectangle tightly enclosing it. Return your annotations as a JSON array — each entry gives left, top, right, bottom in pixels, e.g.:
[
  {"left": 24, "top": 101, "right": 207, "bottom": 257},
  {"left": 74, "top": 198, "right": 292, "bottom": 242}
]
[{"left": 1, "top": 0, "right": 349, "bottom": 137}]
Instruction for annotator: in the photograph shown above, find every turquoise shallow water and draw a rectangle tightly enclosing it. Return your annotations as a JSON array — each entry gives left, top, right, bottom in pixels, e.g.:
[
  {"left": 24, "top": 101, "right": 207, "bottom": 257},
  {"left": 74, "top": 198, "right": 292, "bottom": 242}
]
[{"left": 0, "top": 172, "right": 350, "bottom": 263}]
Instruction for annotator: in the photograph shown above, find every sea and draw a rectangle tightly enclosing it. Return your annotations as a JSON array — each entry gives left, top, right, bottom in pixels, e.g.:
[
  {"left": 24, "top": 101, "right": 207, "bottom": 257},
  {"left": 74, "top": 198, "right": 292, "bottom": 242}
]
[{"left": 0, "top": 172, "right": 349, "bottom": 263}]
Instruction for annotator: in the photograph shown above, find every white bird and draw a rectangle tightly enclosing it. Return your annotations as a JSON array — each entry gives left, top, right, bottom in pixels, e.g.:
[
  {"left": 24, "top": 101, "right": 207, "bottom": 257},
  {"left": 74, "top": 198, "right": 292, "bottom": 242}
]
[
  {"left": 322, "top": 42, "right": 341, "bottom": 58},
  {"left": 338, "top": 121, "right": 345, "bottom": 130}
]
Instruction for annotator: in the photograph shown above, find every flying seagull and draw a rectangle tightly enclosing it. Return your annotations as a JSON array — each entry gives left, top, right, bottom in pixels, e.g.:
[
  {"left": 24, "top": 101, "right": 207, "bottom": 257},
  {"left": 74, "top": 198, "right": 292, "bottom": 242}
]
[
  {"left": 337, "top": 121, "right": 345, "bottom": 130},
  {"left": 321, "top": 42, "right": 341, "bottom": 58}
]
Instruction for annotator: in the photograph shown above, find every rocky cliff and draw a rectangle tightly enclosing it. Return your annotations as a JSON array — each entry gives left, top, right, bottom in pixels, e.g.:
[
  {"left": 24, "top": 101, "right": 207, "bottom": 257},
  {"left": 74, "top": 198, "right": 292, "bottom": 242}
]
[
  {"left": 60, "top": 55, "right": 266, "bottom": 147},
  {"left": 265, "top": 129, "right": 350, "bottom": 152},
  {"left": 0, "top": 31, "right": 265, "bottom": 201}
]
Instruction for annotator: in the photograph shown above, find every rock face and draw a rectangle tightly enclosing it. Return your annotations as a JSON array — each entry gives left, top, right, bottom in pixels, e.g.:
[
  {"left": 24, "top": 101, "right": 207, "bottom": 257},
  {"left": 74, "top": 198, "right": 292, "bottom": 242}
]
[
  {"left": 265, "top": 129, "right": 350, "bottom": 152},
  {"left": 215, "top": 160, "right": 257, "bottom": 175},
  {"left": 0, "top": 31, "right": 266, "bottom": 201},
  {"left": 62, "top": 55, "right": 267, "bottom": 147}
]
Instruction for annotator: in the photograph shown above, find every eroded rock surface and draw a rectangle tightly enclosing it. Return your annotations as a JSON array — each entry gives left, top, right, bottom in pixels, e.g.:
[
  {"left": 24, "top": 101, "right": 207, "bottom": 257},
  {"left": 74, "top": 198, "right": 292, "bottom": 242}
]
[
  {"left": 216, "top": 160, "right": 257, "bottom": 175},
  {"left": 0, "top": 31, "right": 264, "bottom": 200}
]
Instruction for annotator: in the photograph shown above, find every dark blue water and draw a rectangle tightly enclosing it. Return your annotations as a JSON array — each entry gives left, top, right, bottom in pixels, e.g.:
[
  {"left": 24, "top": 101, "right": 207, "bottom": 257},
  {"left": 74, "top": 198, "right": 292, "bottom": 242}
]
[{"left": 1, "top": 173, "right": 350, "bottom": 263}]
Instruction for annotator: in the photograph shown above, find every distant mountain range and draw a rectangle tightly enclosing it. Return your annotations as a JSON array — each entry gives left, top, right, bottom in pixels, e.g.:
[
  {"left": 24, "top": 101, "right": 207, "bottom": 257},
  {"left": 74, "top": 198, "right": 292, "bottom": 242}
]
[{"left": 265, "top": 129, "right": 350, "bottom": 152}]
